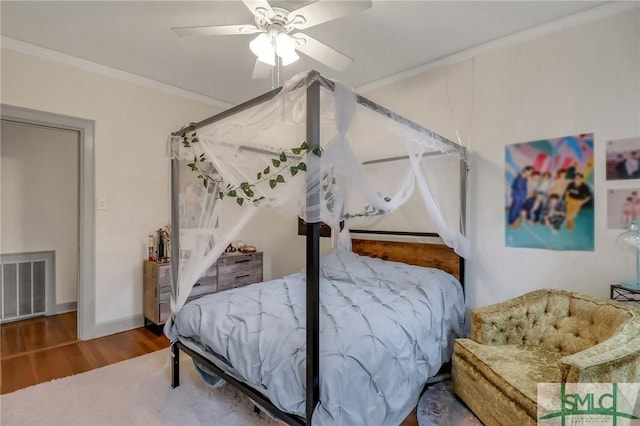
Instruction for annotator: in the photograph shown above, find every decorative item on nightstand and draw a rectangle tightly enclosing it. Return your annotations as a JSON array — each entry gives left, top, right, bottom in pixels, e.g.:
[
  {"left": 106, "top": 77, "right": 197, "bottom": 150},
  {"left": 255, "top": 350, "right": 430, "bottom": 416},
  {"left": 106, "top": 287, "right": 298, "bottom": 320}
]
[{"left": 616, "top": 219, "right": 640, "bottom": 291}]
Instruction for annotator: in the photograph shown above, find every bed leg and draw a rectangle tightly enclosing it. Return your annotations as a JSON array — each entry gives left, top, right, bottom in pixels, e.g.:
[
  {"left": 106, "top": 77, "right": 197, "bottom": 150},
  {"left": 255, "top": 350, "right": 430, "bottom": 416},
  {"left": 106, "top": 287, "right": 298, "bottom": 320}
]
[{"left": 171, "top": 342, "right": 180, "bottom": 388}]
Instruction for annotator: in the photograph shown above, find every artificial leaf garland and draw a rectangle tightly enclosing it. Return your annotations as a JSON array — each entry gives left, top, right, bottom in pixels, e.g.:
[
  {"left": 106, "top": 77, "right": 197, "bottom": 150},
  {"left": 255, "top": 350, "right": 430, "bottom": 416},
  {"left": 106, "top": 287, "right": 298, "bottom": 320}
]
[{"left": 182, "top": 132, "right": 321, "bottom": 206}]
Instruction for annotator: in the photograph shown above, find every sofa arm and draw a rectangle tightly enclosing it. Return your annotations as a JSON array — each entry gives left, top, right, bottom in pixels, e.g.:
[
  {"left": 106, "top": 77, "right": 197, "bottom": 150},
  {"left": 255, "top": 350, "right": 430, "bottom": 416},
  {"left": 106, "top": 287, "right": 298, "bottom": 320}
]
[
  {"left": 471, "top": 290, "right": 550, "bottom": 345},
  {"left": 560, "top": 322, "right": 640, "bottom": 383}
]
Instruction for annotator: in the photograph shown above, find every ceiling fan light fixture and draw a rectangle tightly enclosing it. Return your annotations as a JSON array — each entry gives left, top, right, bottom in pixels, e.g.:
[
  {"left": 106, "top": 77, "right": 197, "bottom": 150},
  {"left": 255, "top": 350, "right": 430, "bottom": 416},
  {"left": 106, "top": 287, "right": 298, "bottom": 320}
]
[
  {"left": 249, "top": 33, "right": 273, "bottom": 58},
  {"left": 275, "top": 33, "right": 294, "bottom": 55},
  {"left": 275, "top": 33, "right": 299, "bottom": 65},
  {"left": 256, "top": 53, "right": 276, "bottom": 66},
  {"left": 280, "top": 49, "right": 299, "bottom": 66}
]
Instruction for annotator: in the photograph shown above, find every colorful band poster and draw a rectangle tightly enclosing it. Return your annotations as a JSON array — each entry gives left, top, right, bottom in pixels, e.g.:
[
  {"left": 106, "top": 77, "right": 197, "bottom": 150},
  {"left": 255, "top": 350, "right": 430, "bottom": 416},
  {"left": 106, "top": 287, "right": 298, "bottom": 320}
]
[{"left": 505, "top": 134, "right": 594, "bottom": 251}]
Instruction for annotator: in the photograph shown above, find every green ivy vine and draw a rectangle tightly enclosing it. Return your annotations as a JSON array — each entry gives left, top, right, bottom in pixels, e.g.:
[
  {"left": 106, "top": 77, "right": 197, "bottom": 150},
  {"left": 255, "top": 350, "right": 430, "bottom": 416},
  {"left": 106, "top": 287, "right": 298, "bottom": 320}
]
[
  {"left": 181, "top": 131, "right": 322, "bottom": 206},
  {"left": 343, "top": 199, "right": 391, "bottom": 219}
]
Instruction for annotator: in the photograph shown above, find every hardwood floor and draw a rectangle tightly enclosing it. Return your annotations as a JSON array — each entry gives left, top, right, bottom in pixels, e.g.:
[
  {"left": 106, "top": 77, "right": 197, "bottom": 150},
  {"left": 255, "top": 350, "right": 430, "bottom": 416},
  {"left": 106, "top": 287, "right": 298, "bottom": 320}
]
[
  {"left": 0, "top": 312, "right": 419, "bottom": 425},
  {"left": 1, "top": 312, "right": 169, "bottom": 395},
  {"left": 400, "top": 408, "right": 419, "bottom": 426}
]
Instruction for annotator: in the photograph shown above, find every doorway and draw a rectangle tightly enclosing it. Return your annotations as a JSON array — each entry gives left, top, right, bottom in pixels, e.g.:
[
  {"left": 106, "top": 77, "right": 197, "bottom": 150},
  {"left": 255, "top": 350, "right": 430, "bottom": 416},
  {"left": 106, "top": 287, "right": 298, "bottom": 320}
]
[
  {"left": 1, "top": 122, "right": 78, "bottom": 323},
  {"left": 1, "top": 105, "right": 96, "bottom": 340}
]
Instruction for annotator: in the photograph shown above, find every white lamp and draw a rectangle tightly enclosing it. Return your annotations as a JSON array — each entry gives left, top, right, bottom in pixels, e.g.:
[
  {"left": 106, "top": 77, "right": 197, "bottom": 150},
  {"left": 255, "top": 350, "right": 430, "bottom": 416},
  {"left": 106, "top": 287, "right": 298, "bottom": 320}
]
[
  {"left": 249, "top": 33, "right": 275, "bottom": 65},
  {"left": 249, "top": 31, "right": 299, "bottom": 67},
  {"left": 616, "top": 220, "right": 640, "bottom": 290},
  {"left": 275, "top": 33, "right": 299, "bottom": 66}
]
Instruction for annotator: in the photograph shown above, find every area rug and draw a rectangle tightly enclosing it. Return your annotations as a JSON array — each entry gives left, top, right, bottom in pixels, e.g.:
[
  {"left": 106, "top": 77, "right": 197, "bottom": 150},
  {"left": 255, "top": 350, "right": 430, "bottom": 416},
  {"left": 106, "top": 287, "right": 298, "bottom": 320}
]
[
  {"left": 0, "top": 348, "right": 277, "bottom": 426},
  {"left": 417, "top": 381, "right": 483, "bottom": 426}
]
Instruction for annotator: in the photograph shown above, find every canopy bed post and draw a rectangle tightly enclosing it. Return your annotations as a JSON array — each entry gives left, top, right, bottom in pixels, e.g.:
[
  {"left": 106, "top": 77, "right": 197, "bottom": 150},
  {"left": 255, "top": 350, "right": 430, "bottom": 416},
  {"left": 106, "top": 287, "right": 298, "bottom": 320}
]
[
  {"left": 171, "top": 339, "right": 180, "bottom": 388},
  {"left": 170, "top": 157, "right": 181, "bottom": 388},
  {"left": 305, "top": 71, "right": 321, "bottom": 423},
  {"left": 170, "top": 158, "right": 181, "bottom": 308},
  {"left": 459, "top": 156, "right": 468, "bottom": 290}
]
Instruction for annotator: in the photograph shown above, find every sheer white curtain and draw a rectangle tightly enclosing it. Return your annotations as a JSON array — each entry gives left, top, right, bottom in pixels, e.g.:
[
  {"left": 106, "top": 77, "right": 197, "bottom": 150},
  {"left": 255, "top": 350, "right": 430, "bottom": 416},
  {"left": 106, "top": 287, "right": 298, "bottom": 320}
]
[{"left": 166, "top": 71, "right": 469, "bottom": 319}]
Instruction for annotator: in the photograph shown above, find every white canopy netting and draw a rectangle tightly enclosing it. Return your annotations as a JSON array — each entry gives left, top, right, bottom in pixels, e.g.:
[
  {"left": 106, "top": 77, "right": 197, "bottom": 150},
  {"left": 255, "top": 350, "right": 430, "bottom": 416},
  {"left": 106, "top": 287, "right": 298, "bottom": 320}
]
[{"left": 167, "top": 71, "right": 469, "bottom": 315}]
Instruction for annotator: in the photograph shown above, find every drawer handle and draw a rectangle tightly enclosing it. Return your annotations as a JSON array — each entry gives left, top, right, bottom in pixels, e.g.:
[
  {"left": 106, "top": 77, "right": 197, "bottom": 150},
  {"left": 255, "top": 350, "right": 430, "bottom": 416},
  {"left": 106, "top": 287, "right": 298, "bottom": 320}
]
[
  {"left": 236, "top": 274, "right": 250, "bottom": 279},
  {"left": 193, "top": 282, "right": 201, "bottom": 287},
  {"left": 234, "top": 259, "right": 251, "bottom": 264}
]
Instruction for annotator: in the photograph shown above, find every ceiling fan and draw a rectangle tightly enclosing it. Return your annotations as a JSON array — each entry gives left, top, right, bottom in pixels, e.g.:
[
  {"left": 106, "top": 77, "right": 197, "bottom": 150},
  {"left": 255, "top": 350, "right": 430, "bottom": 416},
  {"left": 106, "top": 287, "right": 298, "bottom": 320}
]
[{"left": 171, "top": 0, "right": 372, "bottom": 79}]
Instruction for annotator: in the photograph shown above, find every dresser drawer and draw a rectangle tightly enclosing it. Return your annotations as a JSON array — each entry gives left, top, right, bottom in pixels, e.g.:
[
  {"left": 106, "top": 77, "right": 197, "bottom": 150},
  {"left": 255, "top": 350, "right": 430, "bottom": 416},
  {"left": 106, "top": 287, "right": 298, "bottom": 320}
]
[
  {"left": 159, "top": 302, "right": 171, "bottom": 323},
  {"left": 203, "top": 263, "right": 217, "bottom": 278},
  {"left": 218, "top": 253, "right": 262, "bottom": 274},
  {"left": 190, "top": 277, "right": 217, "bottom": 297},
  {"left": 159, "top": 289, "right": 171, "bottom": 303},
  {"left": 217, "top": 268, "right": 263, "bottom": 292},
  {"left": 157, "top": 264, "right": 171, "bottom": 285}
]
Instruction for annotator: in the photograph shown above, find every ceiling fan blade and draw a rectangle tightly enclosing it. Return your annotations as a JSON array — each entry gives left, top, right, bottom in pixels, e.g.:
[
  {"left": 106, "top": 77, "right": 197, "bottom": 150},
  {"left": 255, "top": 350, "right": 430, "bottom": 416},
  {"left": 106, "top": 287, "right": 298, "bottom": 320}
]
[
  {"left": 171, "top": 24, "right": 261, "bottom": 37},
  {"left": 287, "top": 0, "right": 371, "bottom": 30},
  {"left": 294, "top": 33, "right": 353, "bottom": 72},
  {"left": 242, "top": 0, "right": 274, "bottom": 21},
  {"left": 252, "top": 59, "right": 273, "bottom": 80}
]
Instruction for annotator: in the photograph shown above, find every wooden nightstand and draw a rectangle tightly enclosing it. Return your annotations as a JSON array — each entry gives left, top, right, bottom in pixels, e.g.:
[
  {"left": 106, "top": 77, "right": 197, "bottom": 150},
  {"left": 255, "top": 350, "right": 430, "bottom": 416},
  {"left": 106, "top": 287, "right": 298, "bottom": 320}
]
[
  {"left": 143, "top": 252, "right": 263, "bottom": 328},
  {"left": 610, "top": 284, "right": 640, "bottom": 306}
]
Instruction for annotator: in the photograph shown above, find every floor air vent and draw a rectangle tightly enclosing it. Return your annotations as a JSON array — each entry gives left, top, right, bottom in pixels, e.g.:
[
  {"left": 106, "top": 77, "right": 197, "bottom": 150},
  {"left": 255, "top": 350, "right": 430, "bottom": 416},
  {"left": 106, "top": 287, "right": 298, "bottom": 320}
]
[{"left": 1, "top": 251, "right": 54, "bottom": 323}]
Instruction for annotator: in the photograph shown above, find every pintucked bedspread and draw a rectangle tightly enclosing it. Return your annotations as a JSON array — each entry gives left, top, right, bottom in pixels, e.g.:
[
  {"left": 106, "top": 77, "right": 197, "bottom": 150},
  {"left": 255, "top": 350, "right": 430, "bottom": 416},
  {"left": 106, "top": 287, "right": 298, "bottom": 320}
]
[{"left": 169, "top": 251, "right": 465, "bottom": 426}]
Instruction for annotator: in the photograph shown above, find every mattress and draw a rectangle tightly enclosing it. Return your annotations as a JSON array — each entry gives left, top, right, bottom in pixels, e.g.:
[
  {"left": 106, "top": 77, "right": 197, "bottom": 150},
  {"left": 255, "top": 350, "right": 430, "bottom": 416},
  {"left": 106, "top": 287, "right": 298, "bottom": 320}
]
[{"left": 168, "top": 250, "right": 465, "bottom": 426}]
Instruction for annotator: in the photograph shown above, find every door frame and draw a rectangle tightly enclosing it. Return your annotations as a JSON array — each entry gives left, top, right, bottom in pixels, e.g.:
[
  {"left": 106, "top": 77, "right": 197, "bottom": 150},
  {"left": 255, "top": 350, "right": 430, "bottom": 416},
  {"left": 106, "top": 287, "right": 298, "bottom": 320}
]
[{"left": 1, "top": 104, "right": 96, "bottom": 340}]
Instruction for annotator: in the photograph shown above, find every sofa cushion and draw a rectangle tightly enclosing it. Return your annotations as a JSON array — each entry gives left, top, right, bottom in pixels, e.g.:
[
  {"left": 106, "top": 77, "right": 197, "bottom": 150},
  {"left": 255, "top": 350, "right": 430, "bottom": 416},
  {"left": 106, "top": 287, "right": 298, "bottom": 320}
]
[{"left": 455, "top": 339, "right": 564, "bottom": 418}]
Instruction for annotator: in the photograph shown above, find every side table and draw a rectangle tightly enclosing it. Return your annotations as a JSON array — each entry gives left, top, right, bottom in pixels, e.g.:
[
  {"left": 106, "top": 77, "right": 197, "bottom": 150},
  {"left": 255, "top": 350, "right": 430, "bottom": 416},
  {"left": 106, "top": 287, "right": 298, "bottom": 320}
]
[{"left": 610, "top": 284, "right": 640, "bottom": 306}]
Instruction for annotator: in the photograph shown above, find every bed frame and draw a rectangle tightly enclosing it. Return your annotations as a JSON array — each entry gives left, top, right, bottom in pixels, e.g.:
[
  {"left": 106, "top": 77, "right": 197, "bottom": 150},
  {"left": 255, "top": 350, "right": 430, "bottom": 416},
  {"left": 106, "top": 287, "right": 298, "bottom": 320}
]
[
  {"left": 170, "top": 236, "right": 463, "bottom": 425},
  {"left": 169, "top": 71, "right": 467, "bottom": 425}
]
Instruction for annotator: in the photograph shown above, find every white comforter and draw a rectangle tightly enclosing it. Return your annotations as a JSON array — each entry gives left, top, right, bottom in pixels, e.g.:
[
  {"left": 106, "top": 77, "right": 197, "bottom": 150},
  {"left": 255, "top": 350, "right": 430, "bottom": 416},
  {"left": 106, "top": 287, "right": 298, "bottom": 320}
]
[{"left": 169, "top": 250, "right": 465, "bottom": 425}]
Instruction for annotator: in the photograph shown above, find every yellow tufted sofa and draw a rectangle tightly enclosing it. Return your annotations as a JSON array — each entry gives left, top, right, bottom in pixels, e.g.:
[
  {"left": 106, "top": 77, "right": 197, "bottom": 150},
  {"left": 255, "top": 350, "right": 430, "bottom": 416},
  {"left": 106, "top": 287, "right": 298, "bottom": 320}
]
[{"left": 452, "top": 289, "right": 640, "bottom": 426}]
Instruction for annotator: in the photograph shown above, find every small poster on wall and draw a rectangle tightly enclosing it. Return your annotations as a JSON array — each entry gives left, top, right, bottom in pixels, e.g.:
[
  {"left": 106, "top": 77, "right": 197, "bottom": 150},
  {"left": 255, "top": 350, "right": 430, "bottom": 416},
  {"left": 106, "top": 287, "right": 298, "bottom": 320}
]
[
  {"left": 607, "top": 188, "right": 640, "bottom": 229},
  {"left": 505, "top": 133, "right": 594, "bottom": 251},
  {"left": 606, "top": 137, "right": 640, "bottom": 180}
]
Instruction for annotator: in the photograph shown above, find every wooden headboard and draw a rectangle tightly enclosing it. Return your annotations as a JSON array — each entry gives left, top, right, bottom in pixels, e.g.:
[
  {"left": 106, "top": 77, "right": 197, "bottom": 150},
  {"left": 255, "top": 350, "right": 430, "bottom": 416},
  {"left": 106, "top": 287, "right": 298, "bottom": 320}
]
[{"left": 351, "top": 239, "right": 461, "bottom": 281}]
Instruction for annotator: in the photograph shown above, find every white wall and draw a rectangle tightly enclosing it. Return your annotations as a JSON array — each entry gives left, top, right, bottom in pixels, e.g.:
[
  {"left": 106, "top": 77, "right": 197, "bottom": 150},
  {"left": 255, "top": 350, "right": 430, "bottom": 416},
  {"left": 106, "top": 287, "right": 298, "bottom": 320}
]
[
  {"left": 364, "top": 9, "right": 640, "bottom": 308},
  {"left": 238, "top": 210, "right": 335, "bottom": 281},
  {"left": 1, "top": 122, "right": 78, "bottom": 306},
  {"left": 1, "top": 48, "right": 220, "bottom": 331}
]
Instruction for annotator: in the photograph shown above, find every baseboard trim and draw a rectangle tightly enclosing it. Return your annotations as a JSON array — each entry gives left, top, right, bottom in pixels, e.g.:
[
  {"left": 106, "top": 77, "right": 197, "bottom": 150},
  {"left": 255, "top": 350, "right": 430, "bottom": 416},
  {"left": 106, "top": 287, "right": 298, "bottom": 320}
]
[
  {"left": 54, "top": 302, "right": 77, "bottom": 314},
  {"left": 92, "top": 314, "right": 144, "bottom": 339}
]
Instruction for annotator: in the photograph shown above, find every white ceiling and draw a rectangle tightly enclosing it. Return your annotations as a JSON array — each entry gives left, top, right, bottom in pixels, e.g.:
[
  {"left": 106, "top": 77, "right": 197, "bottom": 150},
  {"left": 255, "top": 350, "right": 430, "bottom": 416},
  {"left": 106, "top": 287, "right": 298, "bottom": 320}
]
[{"left": 1, "top": 1, "right": 610, "bottom": 105}]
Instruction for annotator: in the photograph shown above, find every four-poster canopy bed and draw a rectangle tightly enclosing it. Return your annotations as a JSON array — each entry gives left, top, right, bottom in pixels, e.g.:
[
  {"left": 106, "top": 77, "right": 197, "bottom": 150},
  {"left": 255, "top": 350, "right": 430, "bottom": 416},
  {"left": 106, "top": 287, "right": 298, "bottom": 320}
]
[{"left": 165, "top": 70, "right": 469, "bottom": 425}]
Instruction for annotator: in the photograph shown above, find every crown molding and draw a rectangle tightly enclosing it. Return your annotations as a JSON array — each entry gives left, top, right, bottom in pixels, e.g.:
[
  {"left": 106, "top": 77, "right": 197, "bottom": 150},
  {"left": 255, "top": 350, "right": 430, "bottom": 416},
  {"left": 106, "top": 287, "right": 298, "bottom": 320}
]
[
  {"left": 1, "top": 36, "right": 233, "bottom": 109},
  {"left": 357, "top": 2, "right": 639, "bottom": 94}
]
